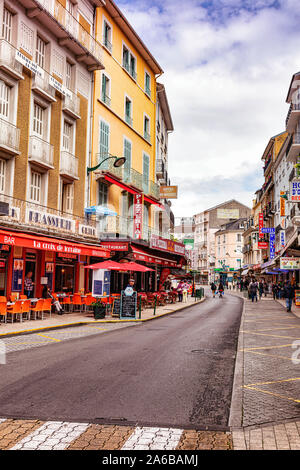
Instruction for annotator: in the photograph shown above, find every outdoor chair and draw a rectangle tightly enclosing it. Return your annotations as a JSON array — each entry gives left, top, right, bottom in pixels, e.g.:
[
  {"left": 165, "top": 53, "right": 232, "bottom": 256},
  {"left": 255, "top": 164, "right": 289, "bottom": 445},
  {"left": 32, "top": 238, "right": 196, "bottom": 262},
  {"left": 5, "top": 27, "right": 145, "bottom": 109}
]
[
  {"left": 42, "top": 298, "right": 52, "bottom": 319},
  {"left": 21, "top": 300, "right": 31, "bottom": 321},
  {"left": 30, "top": 299, "right": 45, "bottom": 320},
  {"left": 0, "top": 301, "right": 7, "bottom": 324},
  {"left": 7, "top": 301, "right": 23, "bottom": 323}
]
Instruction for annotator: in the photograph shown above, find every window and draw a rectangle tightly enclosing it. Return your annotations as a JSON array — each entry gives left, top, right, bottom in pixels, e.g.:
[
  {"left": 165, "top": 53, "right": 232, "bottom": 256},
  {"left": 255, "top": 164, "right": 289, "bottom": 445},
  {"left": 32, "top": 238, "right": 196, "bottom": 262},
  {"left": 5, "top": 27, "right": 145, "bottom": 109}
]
[
  {"left": 145, "top": 72, "right": 151, "bottom": 96},
  {"left": 0, "top": 80, "right": 9, "bottom": 119},
  {"left": 62, "top": 120, "right": 73, "bottom": 151},
  {"left": 143, "top": 153, "right": 150, "bottom": 194},
  {"left": 62, "top": 182, "right": 74, "bottom": 213},
  {"left": 99, "top": 120, "right": 109, "bottom": 163},
  {"left": 223, "top": 234, "right": 226, "bottom": 243},
  {"left": 98, "top": 181, "right": 108, "bottom": 206},
  {"left": 36, "top": 35, "right": 46, "bottom": 69},
  {"left": 125, "top": 97, "right": 132, "bottom": 126},
  {"left": 30, "top": 171, "right": 41, "bottom": 203},
  {"left": 0, "top": 159, "right": 6, "bottom": 193},
  {"left": 237, "top": 233, "right": 242, "bottom": 242},
  {"left": 122, "top": 44, "right": 136, "bottom": 80},
  {"left": 144, "top": 115, "right": 150, "bottom": 141},
  {"left": 65, "top": 60, "right": 73, "bottom": 90},
  {"left": 2, "top": 7, "right": 12, "bottom": 43},
  {"left": 103, "top": 19, "right": 112, "bottom": 52},
  {"left": 101, "top": 73, "right": 110, "bottom": 106},
  {"left": 123, "top": 138, "right": 131, "bottom": 181},
  {"left": 33, "top": 102, "right": 44, "bottom": 136}
]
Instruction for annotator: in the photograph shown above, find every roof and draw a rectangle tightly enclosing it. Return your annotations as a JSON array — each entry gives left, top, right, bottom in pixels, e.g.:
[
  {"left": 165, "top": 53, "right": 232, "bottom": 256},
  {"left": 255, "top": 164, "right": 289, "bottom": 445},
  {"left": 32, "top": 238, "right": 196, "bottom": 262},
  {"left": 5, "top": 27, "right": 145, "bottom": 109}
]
[
  {"left": 157, "top": 83, "right": 174, "bottom": 131},
  {"left": 194, "top": 199, "right": 251, "bottom": 216},
  {"left": 215, "top": 217, "right": 248, "bottom": 235},
  {"left": 104, "top": 0, "right": 164, "bottom": 75},
  {"left": 261, "top": 131, "right": 287, "bottom": 161},
  {"left": 286, "top": 71, "right": 300, "bottom": 103}
]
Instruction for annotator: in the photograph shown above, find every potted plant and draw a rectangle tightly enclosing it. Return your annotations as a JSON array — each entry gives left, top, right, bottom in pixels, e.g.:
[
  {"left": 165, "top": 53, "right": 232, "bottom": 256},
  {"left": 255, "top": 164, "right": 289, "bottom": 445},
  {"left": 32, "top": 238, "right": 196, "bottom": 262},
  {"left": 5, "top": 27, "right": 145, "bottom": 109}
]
[{"left": 91, "top": 298, "right": 106, "bottom": 319}]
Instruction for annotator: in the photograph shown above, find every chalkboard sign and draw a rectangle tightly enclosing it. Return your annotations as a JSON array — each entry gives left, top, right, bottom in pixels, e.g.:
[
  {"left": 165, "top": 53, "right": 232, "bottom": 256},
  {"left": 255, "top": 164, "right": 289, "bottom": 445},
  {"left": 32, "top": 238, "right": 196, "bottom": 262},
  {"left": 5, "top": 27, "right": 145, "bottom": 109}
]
[
  {"left": 120, "top": 290, "right": 137, "bottom": 319},
  {"left": 112, "top": 297, "right": 121, "bottom": 317},
  {"left": 93, "top": 280, "right": 103, "bottom": 296},
  {"left": 295, "top": 290, "right": 300, "bottom": 307}
]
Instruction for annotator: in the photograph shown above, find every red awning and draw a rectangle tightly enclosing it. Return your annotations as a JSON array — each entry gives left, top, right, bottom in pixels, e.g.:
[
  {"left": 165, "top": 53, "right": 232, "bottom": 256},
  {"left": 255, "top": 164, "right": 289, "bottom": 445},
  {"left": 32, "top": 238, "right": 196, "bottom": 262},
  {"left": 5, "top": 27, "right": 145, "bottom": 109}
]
[
  {"left": 130, "top": 245, "right": 178, "bottom": 267},
  {"left": 84, "top": 261, "right": 128, "bottom": 270},
  {"left": 103, "top": 174, "right": 139, "bottom": 195},
  {"left": 0, "top": 229, "right": 110, "bottom": 258},
  {"left": 118, "top": 261, "right": 154, "bottom": 272}
]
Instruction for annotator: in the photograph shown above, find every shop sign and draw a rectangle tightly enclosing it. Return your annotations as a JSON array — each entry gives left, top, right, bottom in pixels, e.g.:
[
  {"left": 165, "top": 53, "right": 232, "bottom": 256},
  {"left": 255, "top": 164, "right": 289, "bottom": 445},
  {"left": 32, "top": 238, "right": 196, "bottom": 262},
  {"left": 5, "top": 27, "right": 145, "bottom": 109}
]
[
  {"left": 259, "top": 212, "right": 264, "bottom": 237},
  {"left": 26, "top": 209, "right": 75, "bottom": 232},
  {"left": 270, "top": 233, "right": 275, "bottom": 259},
  {"left": 159, "top": 186, "right": 178, "bottom": 199},
  {"left": 280, "top": 191, "right": 286, "bottom": 216},
  {"left": 291, "top": 181, "right": 300, "bottom": 202},
  {"left": 261, "top": 227, "right": 275, "bottom": 234},
  {"left": 280, "top": 257, "right": 300, "bottom": 270},
  {"left": 183, "top": 239, "right": 194, "bottom": 251},
  {"left": 78, "top": 224, "right": 97, "bottom": 238},
  {"left": 280, "top": 230, "right": 285, "bottom": 248},
  {"left": 150, "top": 235, "right": 185, "bottom": 255},
  {"left": 133, "top": 194, "right": 143, "bottom": 240},
  {"left": 15, "top": 50, "right": 44, "bottom": 78},
  {"left": 258, "top": 242, "right": 268, "bottom": 249},
  {"left": 57, "top": 253, "right": 78, "bottom": 260},
  {"left": 261, "top": 260, "right": 275, "bottom": 269},
  {"left": 49, "top": 76, "right": 72, "bottom": 99},
  {"left": 100, "top": 242, "right": 128, "bottom": 251}
]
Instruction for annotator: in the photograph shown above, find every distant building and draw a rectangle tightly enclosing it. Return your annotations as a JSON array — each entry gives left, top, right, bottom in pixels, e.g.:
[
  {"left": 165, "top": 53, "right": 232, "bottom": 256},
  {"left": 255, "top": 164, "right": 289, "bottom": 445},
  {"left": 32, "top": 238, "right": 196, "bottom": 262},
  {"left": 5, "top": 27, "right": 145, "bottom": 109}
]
[{"left": 194, "top": 200, "right": 251, "bottom": 284}]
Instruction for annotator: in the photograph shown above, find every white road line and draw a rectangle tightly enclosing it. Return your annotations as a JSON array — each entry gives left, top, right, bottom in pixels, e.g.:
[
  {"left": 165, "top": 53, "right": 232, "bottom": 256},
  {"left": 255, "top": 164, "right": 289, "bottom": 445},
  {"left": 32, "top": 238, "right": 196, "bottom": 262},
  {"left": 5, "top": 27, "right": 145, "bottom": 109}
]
[
  {"left": 10, "top": 421, "right": 89, "bottom": 450},
  {"left": 121, "top": 426, "right": 183, "bottom": 450}
]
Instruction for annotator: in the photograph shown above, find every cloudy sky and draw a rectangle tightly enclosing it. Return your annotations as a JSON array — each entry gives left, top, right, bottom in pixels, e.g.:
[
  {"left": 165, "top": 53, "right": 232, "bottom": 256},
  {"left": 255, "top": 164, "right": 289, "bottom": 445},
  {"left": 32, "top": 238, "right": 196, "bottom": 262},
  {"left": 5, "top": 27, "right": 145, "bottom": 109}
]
[{"left": 118, "top": 0, "right": 300, "bottom": 217}]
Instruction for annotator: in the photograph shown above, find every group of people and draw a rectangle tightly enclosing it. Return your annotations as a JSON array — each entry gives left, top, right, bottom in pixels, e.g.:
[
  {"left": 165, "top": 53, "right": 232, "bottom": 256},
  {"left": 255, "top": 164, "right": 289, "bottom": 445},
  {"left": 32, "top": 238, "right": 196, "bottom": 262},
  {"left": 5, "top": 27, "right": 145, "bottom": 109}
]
[
  {"left": 210, "top": 281, "right": 224, "bottom": 298},
  {"left": 246, "top": 277, "right": 295, "bottom": 311},
  {"left": 176, "top": 280, "right": 192, "bottom": 302}
]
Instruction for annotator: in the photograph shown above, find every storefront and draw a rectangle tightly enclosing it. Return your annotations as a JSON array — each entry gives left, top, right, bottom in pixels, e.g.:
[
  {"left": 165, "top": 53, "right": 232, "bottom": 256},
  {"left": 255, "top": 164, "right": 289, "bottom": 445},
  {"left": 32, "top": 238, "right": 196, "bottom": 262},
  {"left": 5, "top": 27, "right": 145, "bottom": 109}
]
[{"left": 0, "top": 228, "right": 110, "bottom": 298}]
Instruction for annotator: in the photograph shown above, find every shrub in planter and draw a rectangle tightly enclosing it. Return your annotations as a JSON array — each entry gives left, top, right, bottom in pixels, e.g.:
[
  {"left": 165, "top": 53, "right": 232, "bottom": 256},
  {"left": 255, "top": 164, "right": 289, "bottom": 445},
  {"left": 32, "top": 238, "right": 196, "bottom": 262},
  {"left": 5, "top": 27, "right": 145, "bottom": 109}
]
[{"left": 92, "top": 299, "right": 106, "bottom": 319}]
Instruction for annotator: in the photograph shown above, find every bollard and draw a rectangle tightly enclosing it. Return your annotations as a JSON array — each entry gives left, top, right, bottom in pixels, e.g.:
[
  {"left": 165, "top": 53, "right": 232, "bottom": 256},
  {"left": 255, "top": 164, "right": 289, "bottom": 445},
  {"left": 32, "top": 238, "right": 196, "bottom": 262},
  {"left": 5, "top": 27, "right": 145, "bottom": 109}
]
[
  {"left": 153, "top": 295, "right": 157, "bottom": 316},
  {"left": 138, "top": 295, "right": 142, "bottom": 319}
]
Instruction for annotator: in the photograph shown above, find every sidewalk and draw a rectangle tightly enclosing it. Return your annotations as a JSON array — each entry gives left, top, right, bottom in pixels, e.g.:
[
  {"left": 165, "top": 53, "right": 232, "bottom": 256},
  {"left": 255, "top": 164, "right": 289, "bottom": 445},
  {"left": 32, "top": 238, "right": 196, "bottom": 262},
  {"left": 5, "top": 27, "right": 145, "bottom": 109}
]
[
  {"left": 229, "top": 290, "right": 300, "bottom": 450},
  {"left": 0, "top": 295, "right": 204, "bottom": 337}
]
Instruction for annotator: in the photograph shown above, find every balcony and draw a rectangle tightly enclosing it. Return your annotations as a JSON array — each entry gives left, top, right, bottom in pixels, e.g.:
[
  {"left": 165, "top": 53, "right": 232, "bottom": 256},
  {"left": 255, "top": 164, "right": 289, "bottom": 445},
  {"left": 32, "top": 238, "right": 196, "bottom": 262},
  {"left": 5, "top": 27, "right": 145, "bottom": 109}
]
[
  {"left": 21, "top": 0, "right": 104, "bottom": 71},
  {"left": 123, "top": 168, "right": 143, "bottom": 192},
  {"left": 0, "top": 40, "right": 23, "bottom": 80},
  {"left": 0, "top": 192, "right": 98, "bottom": 240},
  {"left": 28, "top": 135, "right": 54, "bottom": 169},
  {"left": 0, "top": 118, "right": 20, "bottom": 156},
  {"left": 62, "top": 93, "right": 80, "bottom": 119},
  {"left": 286, "top": 102, "right": 300, "bottom": 133},
  {"left": 94, "top": 154, "right": 123, "bottom": 180},
  {"left": 286, "top": 131, "right": 300, "bottom": 162},
  {"left": 32, "top": 73, "right": 56, "bottom": 103},
  {"left": 149, "top": 180, "right": 160, "bottom": 199},
  {"left": 122, "top": 61, "right": 137, "bottom": 81},
  {"left": 156, "top": 159, "right": 165, "bottom": 178},
  {"left": 60, "top": 151, "right": 78, "bottom": 180}
]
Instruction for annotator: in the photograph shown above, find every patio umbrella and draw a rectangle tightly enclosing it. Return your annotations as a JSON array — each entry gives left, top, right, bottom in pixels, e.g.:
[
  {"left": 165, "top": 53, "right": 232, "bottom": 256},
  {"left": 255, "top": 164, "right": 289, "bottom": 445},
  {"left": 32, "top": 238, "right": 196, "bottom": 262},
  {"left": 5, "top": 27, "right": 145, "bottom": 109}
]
[
  {"left": 84, "top": 205, "right": 117, "bottom": 216},
  {"left": 118, "top": 262, "right": 154, "bottom": 272},
  {"left": 84, "top": 260, "right": 128, "bottom": 270}
]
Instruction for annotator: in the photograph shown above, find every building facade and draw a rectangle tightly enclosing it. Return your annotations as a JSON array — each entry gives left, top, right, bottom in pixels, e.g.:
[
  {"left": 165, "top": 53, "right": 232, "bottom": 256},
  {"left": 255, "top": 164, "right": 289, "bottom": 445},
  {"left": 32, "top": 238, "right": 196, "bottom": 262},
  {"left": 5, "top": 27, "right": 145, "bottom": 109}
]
[{"left": 0, "top": 0, "right": 113, "bottom": 299}]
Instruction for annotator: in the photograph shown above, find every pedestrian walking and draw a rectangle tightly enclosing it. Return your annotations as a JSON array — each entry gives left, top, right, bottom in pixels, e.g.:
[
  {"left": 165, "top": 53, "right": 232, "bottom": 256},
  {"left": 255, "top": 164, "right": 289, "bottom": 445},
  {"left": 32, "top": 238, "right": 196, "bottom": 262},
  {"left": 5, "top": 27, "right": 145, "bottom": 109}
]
[
  {"left": 210, "top": 282, "right": 217, "bottom": 298},
  {"left": 249, "top": 279, "right": 258, "bottom": 302},
  {"left": 272, "top": 282, "right": 279, "bottom": 300},
  {"left": 283, "top": 280, "right": 295, "bottom": 312},
  {"left": 177, "top": 280, "right": 184, "bottom": 302},
  {"left": 218, "top": 281, "right": 224, "bottom": 298},
  {"left": 258, "top": 281, "right": 264, "bottom": 299}
]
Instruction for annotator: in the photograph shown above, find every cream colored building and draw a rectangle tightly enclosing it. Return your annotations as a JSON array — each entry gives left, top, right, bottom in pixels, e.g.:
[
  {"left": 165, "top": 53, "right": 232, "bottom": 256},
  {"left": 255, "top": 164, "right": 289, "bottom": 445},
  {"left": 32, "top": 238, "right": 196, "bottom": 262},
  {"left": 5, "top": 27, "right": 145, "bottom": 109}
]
[{"left": 214, "top": 218, "right": 247, "bottom": 278}]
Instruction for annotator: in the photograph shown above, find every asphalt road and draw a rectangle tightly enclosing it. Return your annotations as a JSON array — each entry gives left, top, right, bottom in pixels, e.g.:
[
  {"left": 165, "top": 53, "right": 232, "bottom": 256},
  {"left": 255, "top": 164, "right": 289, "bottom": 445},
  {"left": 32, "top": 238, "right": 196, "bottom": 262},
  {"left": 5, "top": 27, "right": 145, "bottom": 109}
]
[{"left": 0, "top": 293, "right": 243, "bottom": 430}]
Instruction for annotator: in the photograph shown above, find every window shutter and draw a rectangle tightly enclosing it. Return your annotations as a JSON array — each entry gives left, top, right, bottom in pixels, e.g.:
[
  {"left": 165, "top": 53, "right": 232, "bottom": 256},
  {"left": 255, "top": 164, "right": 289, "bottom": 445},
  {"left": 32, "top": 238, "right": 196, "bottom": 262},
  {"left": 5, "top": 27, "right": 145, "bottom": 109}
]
[
  {"left": 143, "top": 154, "right": 149, "bottom": 193},
  {"left": 99, "top": 120, "right": 109, "bottom": 160}
]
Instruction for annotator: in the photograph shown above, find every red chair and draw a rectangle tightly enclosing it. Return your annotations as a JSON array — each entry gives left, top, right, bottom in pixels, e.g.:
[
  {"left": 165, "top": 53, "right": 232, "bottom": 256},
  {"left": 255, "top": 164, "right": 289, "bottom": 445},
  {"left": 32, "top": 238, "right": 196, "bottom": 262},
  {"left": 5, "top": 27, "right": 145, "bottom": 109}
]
[
  {"left": 62, "top": 295, "right": 72, "bottom": 313},
  {"left": 30, "top": 299, "right": 45, "bottom": 320},
  {"left": 7, "top": 300, "right": 23, "bottom": 323},
  {"left": 21, "top": 300, "right": 31, "bottom": 320},
  {"left": 72, "top": 294, "right": 84, "bottom": 312},
  {"left": 0, "top": 301, "right": 7, "bottom": 324},
  {"left": 42, "top": 298, "right": 52, "bottom": 319}
]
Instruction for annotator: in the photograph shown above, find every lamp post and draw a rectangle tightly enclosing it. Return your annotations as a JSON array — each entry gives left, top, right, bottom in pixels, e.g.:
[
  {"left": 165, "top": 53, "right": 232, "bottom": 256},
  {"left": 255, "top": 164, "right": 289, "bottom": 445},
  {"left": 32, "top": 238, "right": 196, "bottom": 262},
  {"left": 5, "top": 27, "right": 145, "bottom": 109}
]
[{"left": 87, "top": 154, "right": 126, "bottom": 175}]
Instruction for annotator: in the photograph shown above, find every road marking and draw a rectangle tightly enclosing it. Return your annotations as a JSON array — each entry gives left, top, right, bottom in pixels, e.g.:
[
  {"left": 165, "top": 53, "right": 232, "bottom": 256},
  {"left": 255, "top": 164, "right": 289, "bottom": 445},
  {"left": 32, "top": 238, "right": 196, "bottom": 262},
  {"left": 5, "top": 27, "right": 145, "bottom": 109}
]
[
  {"left": 243, "top": 350, "right": 293, "bottom": 361},
  {"left": 10, "top": 421, "right": 89, "bottom": 450},
  {"left": 36, "top": 334, "right": 62, "bottom": 342},
  {"left": 241, "top": 331, "right": 300, "bottom": 339},
  {"left": 242, "top": 343, "right": 295, "bottom": 351},
  {"left": 245, "top": 377, "right": 300, "bottom": 387},
  {"left": 243, "top": 385, "right": 300, "bottom": 404},
  {"left": 121, "top": 426, "right": 183, "bottom": 450}
]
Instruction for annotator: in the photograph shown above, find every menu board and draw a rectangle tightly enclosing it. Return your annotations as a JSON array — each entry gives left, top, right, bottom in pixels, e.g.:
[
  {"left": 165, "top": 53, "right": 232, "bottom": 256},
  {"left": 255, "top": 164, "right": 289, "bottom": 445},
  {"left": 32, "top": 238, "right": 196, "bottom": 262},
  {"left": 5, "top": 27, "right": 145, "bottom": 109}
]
[
  {"left": 93, "top": 280, "right": 103, "bottom": 296},
  {"left": 295, "top": 290, "right": 300, "bottom": 307},
  {"left": 12, "top": 259, "right": 24, "bottom": 292},
  {"left": 112, "top": 297, "right": 121, "bottom": 317},
  {"left": 120, "top": 290, "right": 137, "bottom": 319}
]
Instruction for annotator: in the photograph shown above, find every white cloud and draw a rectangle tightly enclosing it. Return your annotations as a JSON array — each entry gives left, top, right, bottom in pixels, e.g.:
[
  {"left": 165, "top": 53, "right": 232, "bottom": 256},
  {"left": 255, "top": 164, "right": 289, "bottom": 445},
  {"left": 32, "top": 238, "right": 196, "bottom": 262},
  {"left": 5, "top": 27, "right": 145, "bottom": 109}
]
[{"left": 117, "top": 0, "right": 300, "bottom": 216}]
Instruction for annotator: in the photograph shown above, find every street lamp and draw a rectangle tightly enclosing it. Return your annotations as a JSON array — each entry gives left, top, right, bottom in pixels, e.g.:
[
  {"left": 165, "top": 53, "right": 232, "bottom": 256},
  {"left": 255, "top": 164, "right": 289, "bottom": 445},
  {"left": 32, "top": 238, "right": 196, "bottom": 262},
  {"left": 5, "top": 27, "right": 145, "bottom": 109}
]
[{"left": 87, "top": 154, "right": 126, "bottom": 175}]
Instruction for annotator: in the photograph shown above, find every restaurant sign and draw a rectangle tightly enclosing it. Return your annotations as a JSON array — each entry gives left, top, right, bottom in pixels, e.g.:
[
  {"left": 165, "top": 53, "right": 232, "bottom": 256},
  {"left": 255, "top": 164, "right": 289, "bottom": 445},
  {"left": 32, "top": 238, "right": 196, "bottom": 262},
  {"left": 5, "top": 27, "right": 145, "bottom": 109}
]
[
  {"left": 258, "top": 242, "right": 268, "bottom": 249},
  {"left": 150, "top": 235, "right": 185, "bottom": 255},
  {"left": 159, "top": 186, "right": 178, "bottom": 199},
  {"left": 291, "top": 181, "right": 300, "bottom": 202},
  {"left": 100, "top": 242, "right": 129, "bottom": 251},
  {"left": 280, "top": 257, "right": 300, "bottom": 270},
  {"left": 133, "top": 194, "right": 143, "bottom": 240},
  {"left": 15, "top": 50, "right": 44, "bottom": 78},
  {"left": 26, "top": 209, "right": 75, "bottom": 232}
]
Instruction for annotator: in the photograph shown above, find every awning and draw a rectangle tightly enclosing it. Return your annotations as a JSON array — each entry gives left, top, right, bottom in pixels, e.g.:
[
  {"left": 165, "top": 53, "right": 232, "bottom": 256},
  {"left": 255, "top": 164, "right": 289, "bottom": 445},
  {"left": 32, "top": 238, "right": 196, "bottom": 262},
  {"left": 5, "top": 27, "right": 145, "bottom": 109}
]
[
  {"left": 118, "top": 261, "right": 154, "bottom": 272},
  {"left": 241, "top": 269, "right": 249, "bottom": 276},
  {"left": 84, "top": 205, "right": 117, "bottom": 216},
  {"left": 0, "top": 229, "right": 110, "bottom": 258},
  {"left": 103, "top": 174, "right": 139, "bottom": 195},
  {"left": 84, "top": 261, "right": 127, "bottom": 270},
  {"left": 130, "top": 245, "right": 178, "bottom": 267}
]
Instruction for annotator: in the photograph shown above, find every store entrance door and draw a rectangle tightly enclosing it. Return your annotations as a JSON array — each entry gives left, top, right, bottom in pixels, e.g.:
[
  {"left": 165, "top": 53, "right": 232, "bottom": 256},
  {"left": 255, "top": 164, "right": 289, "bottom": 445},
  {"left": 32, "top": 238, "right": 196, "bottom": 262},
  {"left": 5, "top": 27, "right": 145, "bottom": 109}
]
[
  {"left": 25, "top": 260, "right": 36, "bottom": 298},
  {"left": 55, "top": 264, "right": 75, "bottom": 293}
]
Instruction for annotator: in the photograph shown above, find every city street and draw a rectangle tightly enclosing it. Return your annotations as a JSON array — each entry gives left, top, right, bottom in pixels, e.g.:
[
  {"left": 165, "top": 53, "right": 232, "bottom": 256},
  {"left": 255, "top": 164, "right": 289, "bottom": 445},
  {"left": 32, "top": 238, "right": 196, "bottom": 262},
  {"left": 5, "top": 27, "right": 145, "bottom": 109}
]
[{"left": 0, "top": 295, "right": 242, "bottom": 449}]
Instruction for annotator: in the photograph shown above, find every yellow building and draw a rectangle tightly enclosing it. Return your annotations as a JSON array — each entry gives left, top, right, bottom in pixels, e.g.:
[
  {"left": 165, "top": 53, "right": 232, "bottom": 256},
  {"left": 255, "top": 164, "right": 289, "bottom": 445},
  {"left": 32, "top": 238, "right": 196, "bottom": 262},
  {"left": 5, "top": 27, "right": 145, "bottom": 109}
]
[{"left": 88, "top": 0, "right": 164, "bottom": 242}]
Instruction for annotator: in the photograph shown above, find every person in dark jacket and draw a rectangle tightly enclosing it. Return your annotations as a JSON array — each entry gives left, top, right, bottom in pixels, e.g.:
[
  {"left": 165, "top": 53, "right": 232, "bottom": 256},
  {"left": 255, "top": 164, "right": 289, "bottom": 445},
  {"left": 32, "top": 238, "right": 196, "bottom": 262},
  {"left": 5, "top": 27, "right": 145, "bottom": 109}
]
[
  {"left": 283, "top": 281, "right": 295, "bottom": 312},
  {"left": 249, "top": 280, "right": 258, "bottom": 302}
]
